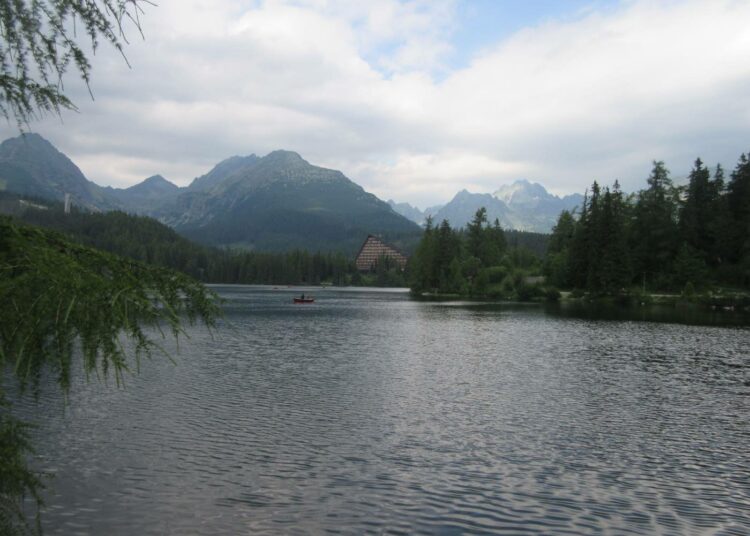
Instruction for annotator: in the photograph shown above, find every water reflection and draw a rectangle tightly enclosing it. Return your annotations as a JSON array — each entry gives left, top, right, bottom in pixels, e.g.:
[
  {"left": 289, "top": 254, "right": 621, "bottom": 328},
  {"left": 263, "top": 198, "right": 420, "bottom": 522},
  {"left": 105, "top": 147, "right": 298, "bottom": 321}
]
[{"left": 546, "top": 300, "right": 750, "bottom": 327}]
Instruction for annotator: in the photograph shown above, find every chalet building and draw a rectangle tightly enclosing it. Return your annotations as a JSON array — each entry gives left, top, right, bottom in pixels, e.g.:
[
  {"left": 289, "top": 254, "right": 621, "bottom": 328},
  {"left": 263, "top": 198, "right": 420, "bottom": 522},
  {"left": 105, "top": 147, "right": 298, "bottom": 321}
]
[{"left": 355, "top": 235, "right": 408, "bottom": 272}]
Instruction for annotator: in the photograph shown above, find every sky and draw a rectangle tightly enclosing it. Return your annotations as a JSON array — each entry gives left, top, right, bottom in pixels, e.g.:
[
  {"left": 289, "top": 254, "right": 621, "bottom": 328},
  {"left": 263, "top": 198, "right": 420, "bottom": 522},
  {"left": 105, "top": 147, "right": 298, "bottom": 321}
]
[{"left": 3, "top": 0, "right": 750, "bottom": 209}]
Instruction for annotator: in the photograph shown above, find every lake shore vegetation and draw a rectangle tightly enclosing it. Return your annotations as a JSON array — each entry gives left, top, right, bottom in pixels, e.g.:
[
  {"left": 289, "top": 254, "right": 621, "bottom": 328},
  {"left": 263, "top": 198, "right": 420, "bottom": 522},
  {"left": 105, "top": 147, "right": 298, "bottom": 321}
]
[
  {"left": 408, "top": 208, "right": 554, "bottom": 301},
  {"left": 1, "top": 193, "right": 551, "bottom": 290},
  {"left": 544, "top": 153, "right": 750, "bottom": 306},
  {"left": 409, "top": 152, "right": 750, "bottom": 308}
]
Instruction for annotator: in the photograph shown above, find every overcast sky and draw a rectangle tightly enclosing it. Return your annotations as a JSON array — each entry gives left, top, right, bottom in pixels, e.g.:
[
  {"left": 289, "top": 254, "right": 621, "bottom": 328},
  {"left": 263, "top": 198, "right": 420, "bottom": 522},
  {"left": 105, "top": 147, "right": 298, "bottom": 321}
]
[{"left": 3, "top": 0, "right": 750, "bottom": 209}]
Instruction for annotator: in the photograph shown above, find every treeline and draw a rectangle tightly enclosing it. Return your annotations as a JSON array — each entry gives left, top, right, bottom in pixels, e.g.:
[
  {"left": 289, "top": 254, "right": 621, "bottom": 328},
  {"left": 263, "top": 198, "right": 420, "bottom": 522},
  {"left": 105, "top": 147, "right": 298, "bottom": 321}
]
[
  {"left": 545, "top": 153, "right": 750, "bottom": 293},
  {"left": 2, "top": 197, "right": 387, "bottom": 286},
  {"left": 410, "top": 210, "right": 551, "bottom": 299},
  {"left": 505, "top": 229, "right": 549, "bottom": 258},
  {"left": 3, "top": 192, "right": 555, "bottom": 290}
]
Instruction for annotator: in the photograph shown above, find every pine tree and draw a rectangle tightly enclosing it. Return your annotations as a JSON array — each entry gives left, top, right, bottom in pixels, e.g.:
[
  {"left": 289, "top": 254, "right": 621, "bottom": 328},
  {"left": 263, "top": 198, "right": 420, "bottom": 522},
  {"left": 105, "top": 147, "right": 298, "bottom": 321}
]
[
  {"left": 548, "top": 210, "right": 576, "bottom": 255},
  {"left": 727, "top": 153, "right": 750, "bottom": 267},
  {"left": 568, "top": 190, "right": 590, "bottom": 289},
  {"left": 544, "top": 210, "right": 575, "bottom": 288},
  {"left": 436, "top": 219, "right": 461, "bottom": 292},
  {"left": 598, "top": 183, "right": 632, "bottom": 290},
  {"left": 630, "top": 161, "right": 679, "bottom": 289},
  {"left": 486, "top": 218, "right": 507, "bottom": 266},
  {"left": 466, "top": 207, "right": 488, "bottom": 262},
  {"left": 585, "top": 181, "right": 605, "bottom": 290},
  {"left": 708, "top": 164, "right": 733, "bottom": 266},
  {"left": 410, "top": 217, "right": 438, "bottom": 292},
  {"left": 680, "top": 158, "right": 713, "bottom": 258}
]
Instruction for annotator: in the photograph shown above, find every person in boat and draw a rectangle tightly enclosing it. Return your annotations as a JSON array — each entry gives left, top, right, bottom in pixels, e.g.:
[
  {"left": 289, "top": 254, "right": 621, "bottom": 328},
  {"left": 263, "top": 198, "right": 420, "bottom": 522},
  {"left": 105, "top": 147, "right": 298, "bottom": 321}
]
[{"left": 301, "top": 293, "right": 305, "bottom": 300}]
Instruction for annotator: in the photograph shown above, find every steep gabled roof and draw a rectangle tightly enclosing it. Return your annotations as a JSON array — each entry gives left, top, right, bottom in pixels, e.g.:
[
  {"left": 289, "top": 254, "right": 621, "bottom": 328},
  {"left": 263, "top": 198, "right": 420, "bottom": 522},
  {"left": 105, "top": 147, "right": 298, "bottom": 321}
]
[{"left": 355, "top": 235, "right": 408, "bottom": 271}]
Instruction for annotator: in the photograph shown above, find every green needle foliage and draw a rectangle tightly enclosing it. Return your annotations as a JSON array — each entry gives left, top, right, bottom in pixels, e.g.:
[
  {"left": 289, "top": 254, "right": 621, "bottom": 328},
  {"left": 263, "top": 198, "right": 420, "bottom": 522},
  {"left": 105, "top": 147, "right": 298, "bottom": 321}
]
[
  {"left": 544, "top": 151, "right": 750, "bottom": 293},
  {"left": 0, "top": 397, "right": 42, "bottom": 536},
  {"left": 0, "top": 0, "right": 148, "bottom": 124},
  {"left": 0, "top": 217, "right": 220, "bottom": 533}
]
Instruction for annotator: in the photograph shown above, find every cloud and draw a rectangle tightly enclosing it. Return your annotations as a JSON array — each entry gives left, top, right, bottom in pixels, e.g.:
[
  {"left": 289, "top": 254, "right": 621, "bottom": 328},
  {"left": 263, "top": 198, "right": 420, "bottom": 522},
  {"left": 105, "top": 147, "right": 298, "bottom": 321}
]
[
  {"left": 3, "top": 0, "right": 749, "bottom": 207},
  {"left": 331, "top": 150, "right": 529, "bottom": 205}
]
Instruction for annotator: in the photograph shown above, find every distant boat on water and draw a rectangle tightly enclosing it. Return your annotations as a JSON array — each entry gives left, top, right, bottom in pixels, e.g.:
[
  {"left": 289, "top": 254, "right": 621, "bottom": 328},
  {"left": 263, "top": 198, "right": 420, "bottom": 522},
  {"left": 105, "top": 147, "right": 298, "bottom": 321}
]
[{"left": 293, "top": 297, "right": 315, "bottom": 304}]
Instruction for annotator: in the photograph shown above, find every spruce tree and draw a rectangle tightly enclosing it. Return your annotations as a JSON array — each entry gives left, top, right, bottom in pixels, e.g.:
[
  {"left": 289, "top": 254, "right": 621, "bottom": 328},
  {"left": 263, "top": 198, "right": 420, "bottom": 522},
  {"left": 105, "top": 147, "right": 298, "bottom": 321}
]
[
  {"left": 466, "top": 207, "right": 488, "bottom": 263},
  {"left": 544, "top": 210, "right": 575, "bottom": 288},
  {"left": 680, "top": 158, "right": 713, "bottom": 258},
  {"left": 410, "top": 217, "right": 438, "bottom": 292},
  {"left": 568, "top": 190, "right": 590, "bottom": 289},
  {"left": 708, "top": 164, "right": 733, "bottom": 266},
  {"left": 599, "top": 183, "right": 632, "bottom": 290},
  {"left": 585, "top": 182, "right": 605, "bottom": 290},
  {"left": 630, "top": 161, "right": 679, "bottom": 289},
  {"left": 727, "top": 153, "right": 750, "bottom": 268},
  {"left": 436, "top": 219, "right": 460, "bottom": 292}
]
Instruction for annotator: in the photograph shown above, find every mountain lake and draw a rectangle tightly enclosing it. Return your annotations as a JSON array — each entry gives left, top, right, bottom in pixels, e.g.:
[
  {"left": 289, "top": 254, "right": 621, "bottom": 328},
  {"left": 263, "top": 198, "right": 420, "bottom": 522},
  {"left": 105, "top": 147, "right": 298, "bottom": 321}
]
[{"left": 12, "top": 285, "right": 750, "bottom": 535}]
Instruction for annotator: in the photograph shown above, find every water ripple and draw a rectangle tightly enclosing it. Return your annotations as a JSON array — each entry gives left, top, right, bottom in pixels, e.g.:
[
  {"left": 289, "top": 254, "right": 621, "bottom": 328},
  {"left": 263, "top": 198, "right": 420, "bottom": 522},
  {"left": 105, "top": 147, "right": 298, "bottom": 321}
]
[{"left": 10, "top": 286, "right": 750, "bottom": 535}]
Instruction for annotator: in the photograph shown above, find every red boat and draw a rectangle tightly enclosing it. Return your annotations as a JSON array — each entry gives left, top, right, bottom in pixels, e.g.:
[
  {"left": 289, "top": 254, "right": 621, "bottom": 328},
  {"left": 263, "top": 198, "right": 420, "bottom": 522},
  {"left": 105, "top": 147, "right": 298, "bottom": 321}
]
[{"left": 293, "top": 297, "right": 315, "bottom": 304}]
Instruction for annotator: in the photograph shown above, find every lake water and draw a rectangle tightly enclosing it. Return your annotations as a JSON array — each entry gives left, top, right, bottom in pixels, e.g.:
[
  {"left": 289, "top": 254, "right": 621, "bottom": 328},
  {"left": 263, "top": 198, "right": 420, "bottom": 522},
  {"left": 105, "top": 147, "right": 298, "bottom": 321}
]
[{"left": 15, "top": 286, "right": 750, "bottom": 534}]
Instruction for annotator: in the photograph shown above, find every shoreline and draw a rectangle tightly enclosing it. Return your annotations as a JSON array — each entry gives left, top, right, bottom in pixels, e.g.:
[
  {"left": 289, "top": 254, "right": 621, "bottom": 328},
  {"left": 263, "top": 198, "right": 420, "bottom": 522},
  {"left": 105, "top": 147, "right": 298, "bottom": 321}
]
[{"left": 411, "top": 289, "right": 750, "bottom": 311}]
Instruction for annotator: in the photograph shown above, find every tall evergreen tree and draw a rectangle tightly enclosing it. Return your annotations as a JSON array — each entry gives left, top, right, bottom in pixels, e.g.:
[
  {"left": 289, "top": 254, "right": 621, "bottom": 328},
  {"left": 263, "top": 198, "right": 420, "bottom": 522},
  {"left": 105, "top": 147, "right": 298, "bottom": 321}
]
[
  {"left": 410, "top": 216, "right": 438, "bottom": 292},
  {"left": 436, "top": 219, "right": 461, "bottom": 290},
  {"left": 585, "top": 182, "right": 605, "bottom": 289},
  {"left": 466, "top": 207, "right": 488, "bottom": 262},
  {"left": 487, "top": 218, "right": 508, "bottom": 266},
  {"left": 630, "top": 161, "right": 679, "bottom": 289},
  {"left": 568, "top": 190, "right": 591, "bottom": 289},
  {"left": 598, "top": 182, "right": 632, "bottom": 290},
  {"left": 548, "top": 210, "right": 576, "bottom": 255},
  {"left": 544, "top": 210, "right": 575, "bottom": 288},
  {"left": 727, "top": 153, "right": 750, "bottom": 267},
  {"left": 680, "top": 158, "right": 714, "bottom": 258},
  {"left": 708, "top": 164, "right": 733, "bottom": 266}
]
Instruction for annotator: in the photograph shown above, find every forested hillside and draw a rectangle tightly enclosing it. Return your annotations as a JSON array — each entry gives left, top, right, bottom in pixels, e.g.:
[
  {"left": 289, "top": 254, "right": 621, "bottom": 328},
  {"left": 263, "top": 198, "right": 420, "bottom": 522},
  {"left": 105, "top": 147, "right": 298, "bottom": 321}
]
[{"left": 1, "top": 195, "right": 373, "bottom": 286}]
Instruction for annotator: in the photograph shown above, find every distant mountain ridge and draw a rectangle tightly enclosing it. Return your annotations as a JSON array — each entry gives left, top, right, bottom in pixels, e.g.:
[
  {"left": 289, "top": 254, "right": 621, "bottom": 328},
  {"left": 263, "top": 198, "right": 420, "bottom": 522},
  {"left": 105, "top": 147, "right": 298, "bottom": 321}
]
[
  {"left": 105, "top": 174, "right": 181, "bottom": 213},
  {"left": 128, "top": 174, "right": 178, "bottom": 195},
  {"left": 0, "top": 133, "right": 116, "bottom": 209},
  {"left": 188, "top": 154, "right": 260, "bottom": 192},
  {"left": 161, "top": 150, "right": 420, "bottom": 252},
  {"left": 387, "top": 200, "right": 424, "bottom": 224},
  {"left": 387, "top": 199, "right": 444, "bottom": 225},
  {"left": 432, "top": 190, "right": 514, "bottom": 229},
  {"left": 391, "top": 180, "right": 584, "bottom": 232},
  {"left": 0, "top": 133, "right": 578, "bottom": 245},
  {"left": 0, "top": 133, "right": 420, "bottom": 253}
]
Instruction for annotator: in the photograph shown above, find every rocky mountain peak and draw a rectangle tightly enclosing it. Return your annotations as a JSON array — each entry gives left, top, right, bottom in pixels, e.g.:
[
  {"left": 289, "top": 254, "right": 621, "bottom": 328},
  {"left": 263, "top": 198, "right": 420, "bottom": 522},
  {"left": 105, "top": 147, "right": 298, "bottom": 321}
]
[
  {"left": 493, "top": 180, "right": 551, "bottom": 207},
  {"left": 125, "top": 174, "right": 179, "bottom": 195},
  {"left": 188, "top": 154, "right": 260, "bottom": 192},
  {"left": 0, "top": 133, "right": 72, "bottom": 166}
]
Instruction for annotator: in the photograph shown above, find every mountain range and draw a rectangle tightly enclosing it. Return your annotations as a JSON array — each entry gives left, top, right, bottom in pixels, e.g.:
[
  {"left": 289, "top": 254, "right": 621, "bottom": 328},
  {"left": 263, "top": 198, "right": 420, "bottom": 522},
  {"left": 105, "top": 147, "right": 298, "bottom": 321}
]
[
  {"left": 0, "top": 133, "right": 420, "bottom": 253},
  {"left": 388, "top": 181, "right": 583, "bottom": 233},
  {"left": 0, "top": 134, "right": 117, "bottom": 210},
  {"left": 157, "top": 150, "right": 421, "bottom": 252},
  {"left": 0, "top": 133, "right": 578, "bottom": 253}
]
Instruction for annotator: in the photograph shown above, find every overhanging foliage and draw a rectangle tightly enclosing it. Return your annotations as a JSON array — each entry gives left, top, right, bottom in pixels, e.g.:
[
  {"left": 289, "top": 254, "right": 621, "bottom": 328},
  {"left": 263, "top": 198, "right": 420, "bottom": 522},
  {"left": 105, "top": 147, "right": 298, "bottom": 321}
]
[{"left": 0, "top": 217, "right": 220, "bottom": 533}]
